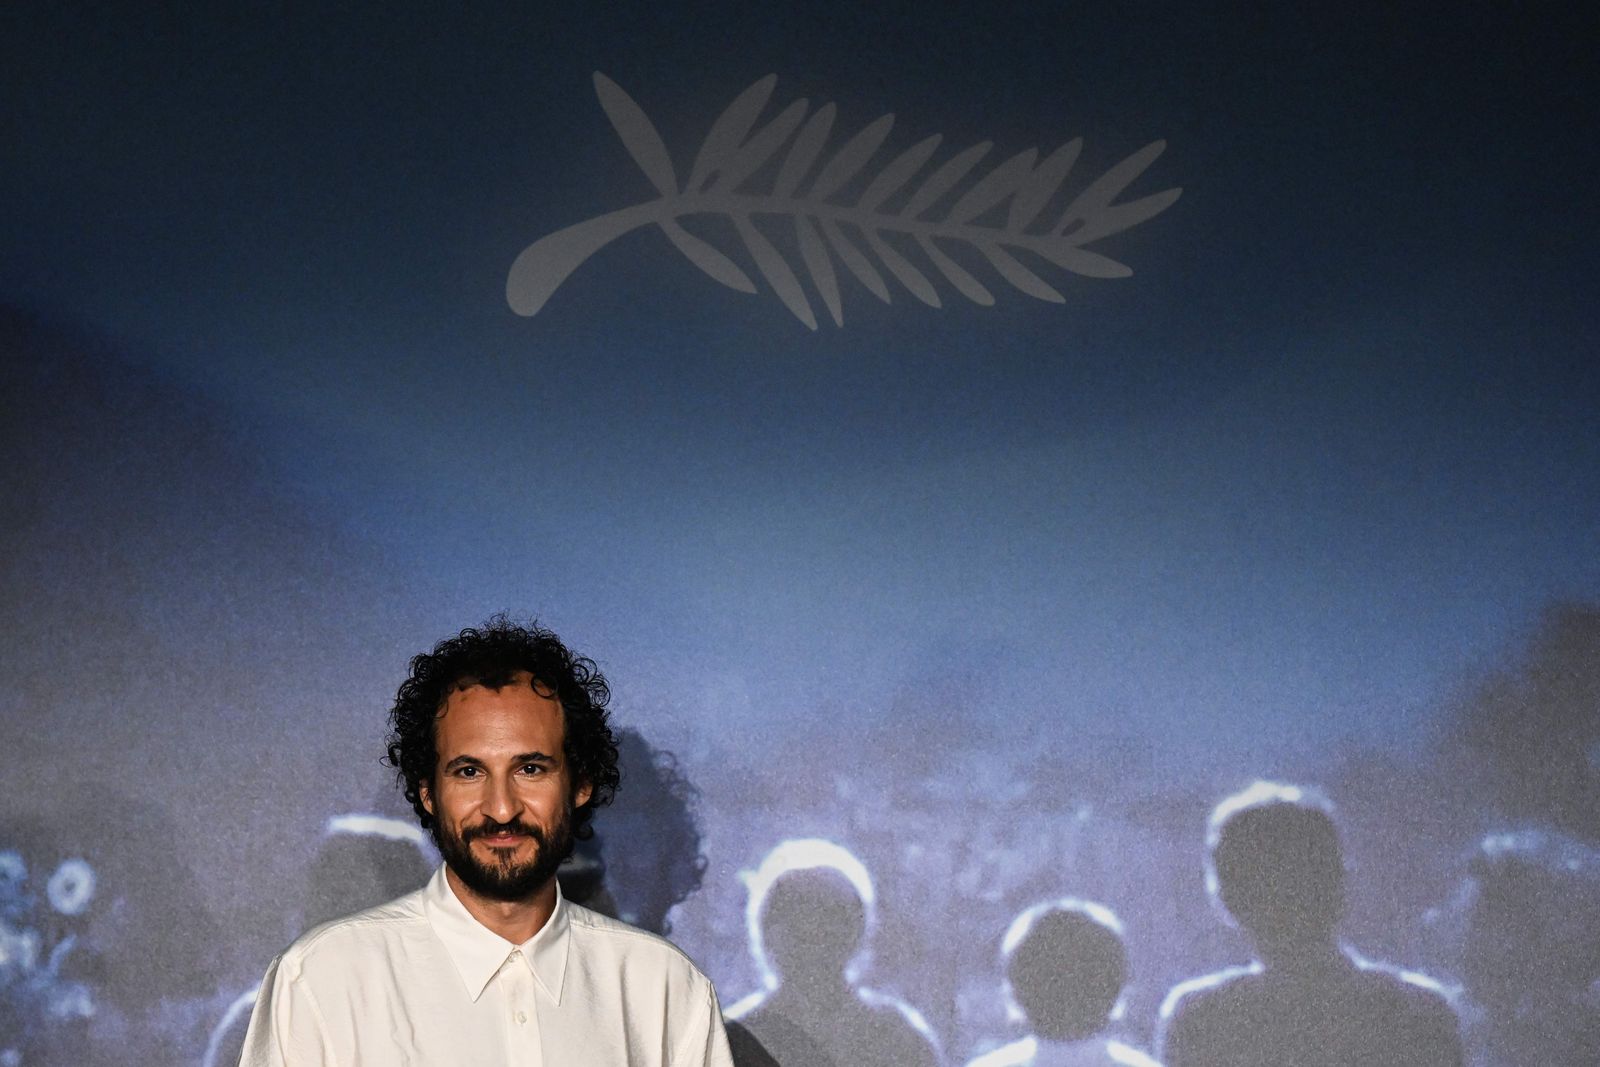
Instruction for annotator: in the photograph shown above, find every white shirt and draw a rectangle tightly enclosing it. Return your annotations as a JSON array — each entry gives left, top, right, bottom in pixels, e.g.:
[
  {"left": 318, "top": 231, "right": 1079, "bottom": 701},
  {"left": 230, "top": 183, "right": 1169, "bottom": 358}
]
[{"left": 239, "top": 865, "right": 734, "bottom": 1066}]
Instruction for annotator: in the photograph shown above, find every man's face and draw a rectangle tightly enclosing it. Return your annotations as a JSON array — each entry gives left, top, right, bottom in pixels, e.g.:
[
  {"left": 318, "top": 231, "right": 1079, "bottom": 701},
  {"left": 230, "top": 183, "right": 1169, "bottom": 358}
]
[{"left": 420, "top": 672, "right": 593, "bottom": 903}]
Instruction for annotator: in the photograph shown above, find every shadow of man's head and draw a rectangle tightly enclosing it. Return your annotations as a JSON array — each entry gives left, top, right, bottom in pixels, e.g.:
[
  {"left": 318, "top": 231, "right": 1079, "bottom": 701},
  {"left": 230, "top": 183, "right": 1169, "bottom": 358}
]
[{"left": 569, "top": 728, "right": 707, "bottom": 934}]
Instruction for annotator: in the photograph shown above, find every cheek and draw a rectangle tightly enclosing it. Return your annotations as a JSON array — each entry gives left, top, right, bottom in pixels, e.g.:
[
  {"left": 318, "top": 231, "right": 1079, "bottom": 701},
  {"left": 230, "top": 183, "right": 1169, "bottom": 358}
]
[
  {"left": 533, "top": 780, "right": 570, "bottom": 806},
  {"left": 432, "top": 782, "right": 479, "bottom": 818},
  {"left": 528, "top": 780, "right": 576, "bottom": 817}
]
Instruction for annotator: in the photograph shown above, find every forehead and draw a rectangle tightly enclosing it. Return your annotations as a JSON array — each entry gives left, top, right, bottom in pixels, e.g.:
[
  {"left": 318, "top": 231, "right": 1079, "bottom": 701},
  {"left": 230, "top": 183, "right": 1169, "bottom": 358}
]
[{"left": 434, "top": 670, "right": 566, "bottom": 758}]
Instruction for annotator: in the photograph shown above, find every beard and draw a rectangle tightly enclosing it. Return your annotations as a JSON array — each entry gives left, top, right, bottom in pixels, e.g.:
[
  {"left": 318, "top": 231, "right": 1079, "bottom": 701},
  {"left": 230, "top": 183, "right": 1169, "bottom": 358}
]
[{"left": 432, "top": 802, "right": 575, "bottom": 903}]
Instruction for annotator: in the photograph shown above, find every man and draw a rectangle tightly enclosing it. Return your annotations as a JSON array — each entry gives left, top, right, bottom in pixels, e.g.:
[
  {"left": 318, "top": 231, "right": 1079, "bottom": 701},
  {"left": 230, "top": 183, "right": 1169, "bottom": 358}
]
[
  {"left": 1157, "top": 782, "right": 1460, "bottom": 1067},
  {"left": 240, "top": 618, "right": 734, "bottom": 1066}
]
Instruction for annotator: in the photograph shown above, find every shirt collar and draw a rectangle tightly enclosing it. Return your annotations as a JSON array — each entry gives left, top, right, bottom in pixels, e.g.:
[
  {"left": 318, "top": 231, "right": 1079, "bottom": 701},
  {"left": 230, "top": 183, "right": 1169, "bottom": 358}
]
[{"left": 422, "top": 864, "right": 571, "bottom": 1004}]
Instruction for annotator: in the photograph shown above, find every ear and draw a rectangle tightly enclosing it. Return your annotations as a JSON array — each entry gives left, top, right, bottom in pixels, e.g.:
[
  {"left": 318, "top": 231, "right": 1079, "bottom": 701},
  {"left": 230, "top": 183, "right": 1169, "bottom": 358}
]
[
  {"left": 573, "top": 777, "right": 594, "bottom": 809},
  {"left": 419, "top": 780, "right": 435, "bottom": 817}
]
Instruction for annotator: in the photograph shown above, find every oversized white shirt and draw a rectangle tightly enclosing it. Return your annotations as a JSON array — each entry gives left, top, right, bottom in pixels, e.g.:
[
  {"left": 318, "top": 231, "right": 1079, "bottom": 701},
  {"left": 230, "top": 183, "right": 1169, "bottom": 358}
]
[{"left": 239, "top": 865, "right": 734, "bottom": 1066}]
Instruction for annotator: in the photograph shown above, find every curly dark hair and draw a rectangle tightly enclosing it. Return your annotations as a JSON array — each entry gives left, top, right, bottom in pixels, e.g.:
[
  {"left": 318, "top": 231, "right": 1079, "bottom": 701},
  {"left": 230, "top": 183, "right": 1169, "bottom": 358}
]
[{"left": 384, "top": 616, "right": 621, "bottom": 841}]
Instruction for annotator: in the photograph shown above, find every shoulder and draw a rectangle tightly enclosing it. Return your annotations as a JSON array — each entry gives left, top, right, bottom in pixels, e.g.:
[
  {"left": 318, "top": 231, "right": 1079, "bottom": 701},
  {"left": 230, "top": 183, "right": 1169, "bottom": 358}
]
[
  {"left": 859, "top": 986, "right": 940, "bottom": 1038},
  {"left": 1350, "top": 956, "right": 1460, "bottom": 1021},
  {"left": 273, "top": 888, "right": 428, "bottom": 982},
  {"left": 1344, "top": 956, "right": 1465, "bottom": 1062},
  {"left": 964, "top": 1036, "right": 1035, "bottom": 1067},
  {"left": 1106, "top": 1038, "right": 1164, "bottom": 1067},
  {"left": 1159, "top": 964, "right": 1261, "bottom": 1026},
  {"left": 724, "top": 986, "right": 768, "bottom": 1021},
  {"left": 857, "top": 987, "right": 942, "bottom": 1061},
  {"left": 859, "top": 986, "right": 934, "bottom": 1029},
  {"left": 964, "top": 1036, "right": 1163, "bottom": 1067},
  {"left": 1352, "top": 956, "right": 1453, "bottom": 996},
  {"left": 564, "top": 901, "right": 713, "bottom": 987},
  {"left": 1158, "top": 964, "right": 1261, "bottom": 1062}
]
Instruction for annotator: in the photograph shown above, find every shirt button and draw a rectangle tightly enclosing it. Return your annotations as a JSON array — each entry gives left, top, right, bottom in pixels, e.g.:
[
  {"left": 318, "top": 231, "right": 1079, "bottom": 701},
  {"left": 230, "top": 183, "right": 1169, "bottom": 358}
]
[{"left": 516, "top": 1011, "right": 527, "bottom": 1024}]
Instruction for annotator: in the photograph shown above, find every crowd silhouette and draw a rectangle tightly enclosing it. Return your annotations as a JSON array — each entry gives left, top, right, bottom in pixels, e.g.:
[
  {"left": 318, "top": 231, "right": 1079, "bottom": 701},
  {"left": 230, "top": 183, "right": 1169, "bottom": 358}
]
[
  {"left": 190, "top": 759, "right": 1589, "bottom": 1067},
  {"left": 676, "top": 770, "right": 1596, "bottom": 1067},
  {"left": 10, "top": 734, "right": 1592, "bottom": 1066},
  {"left": 707, "top": 783, "right": 1477, "bottom": 1066}
]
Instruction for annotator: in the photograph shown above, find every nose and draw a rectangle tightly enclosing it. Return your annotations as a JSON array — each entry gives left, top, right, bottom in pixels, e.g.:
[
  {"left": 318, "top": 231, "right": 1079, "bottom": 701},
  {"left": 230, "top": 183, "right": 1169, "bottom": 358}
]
[{"left": 482, "top": 771, "right": 523, "bottom": 824}]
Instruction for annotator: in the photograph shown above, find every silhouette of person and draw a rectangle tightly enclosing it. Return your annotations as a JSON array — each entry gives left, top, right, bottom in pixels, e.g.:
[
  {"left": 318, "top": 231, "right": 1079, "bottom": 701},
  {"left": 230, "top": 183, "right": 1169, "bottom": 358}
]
[
  {"left": 1157, "top": 782, "right": 1462, "bottom": 1067},
  {"left": 965, "top": 899, "right": 1160, "bottom": 1067},
  {"left": 202, "top": 813, "right": 435, "bottom": 1067},
  {"left": 300, "top": 814, "right": 438, "bottom": 929},
  {"left": 727, "top": 838, "right": 941, "bottom": 1067},
  {"left": 1450, "top": 830, "right": 1600, "bottom": 1065}
]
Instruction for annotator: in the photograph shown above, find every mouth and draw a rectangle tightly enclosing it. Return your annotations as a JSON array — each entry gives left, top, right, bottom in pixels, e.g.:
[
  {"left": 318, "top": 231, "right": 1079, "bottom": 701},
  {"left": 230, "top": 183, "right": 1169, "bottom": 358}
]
[{"left": 474, "top": 832, "right": 531, "bottom": 848}]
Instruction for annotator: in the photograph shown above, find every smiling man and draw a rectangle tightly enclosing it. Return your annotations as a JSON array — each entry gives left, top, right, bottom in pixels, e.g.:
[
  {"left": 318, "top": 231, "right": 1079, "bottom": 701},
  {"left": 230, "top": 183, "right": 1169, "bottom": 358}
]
[{"left": 239, "top": 618, "right": 734, "bottom": 1066}]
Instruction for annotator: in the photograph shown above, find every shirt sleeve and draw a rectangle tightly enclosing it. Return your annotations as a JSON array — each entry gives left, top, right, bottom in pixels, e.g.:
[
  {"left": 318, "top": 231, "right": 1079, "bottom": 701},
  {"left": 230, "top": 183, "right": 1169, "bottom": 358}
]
[
  {"left": 237, "top": 953, "right": 338, "bottom": 1067},
  {"left": 674, "top": 975, "right": 736, "bottom": 1067}
]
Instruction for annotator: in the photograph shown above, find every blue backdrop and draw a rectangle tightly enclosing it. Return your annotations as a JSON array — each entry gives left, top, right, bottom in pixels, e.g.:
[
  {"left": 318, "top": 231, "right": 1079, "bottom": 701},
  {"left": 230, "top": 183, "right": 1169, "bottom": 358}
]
[{"left": 2, "top": 5, "right": 1596, "bottom": 1065}]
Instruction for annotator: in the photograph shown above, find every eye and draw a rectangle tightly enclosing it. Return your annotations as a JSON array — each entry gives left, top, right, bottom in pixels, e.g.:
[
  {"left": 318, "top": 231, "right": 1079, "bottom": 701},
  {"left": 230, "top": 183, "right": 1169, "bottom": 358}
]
[
  {"left": 455, "top": 765, "right": 482, "bottom": 779},
  {"left": 520, "top": 763, "right": 547, "bottom": 776}
]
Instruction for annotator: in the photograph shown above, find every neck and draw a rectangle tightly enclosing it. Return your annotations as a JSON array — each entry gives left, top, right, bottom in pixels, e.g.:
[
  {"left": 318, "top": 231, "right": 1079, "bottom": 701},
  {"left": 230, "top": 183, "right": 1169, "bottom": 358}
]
[
  {"left": 444, "top": 866, "right": 559, "bottom": 943},
  {"left": 774, "top": 973, "right": 853, "bottom": 1005},
  {"left": 1256, "top": 934, "right": 1344, "bottom": 973}
]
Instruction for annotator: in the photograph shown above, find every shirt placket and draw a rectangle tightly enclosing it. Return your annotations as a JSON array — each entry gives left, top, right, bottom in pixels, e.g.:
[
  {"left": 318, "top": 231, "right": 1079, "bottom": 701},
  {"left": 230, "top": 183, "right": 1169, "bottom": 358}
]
[{"left": 499, "top": 948, "right": 544, "bottom": 1067}]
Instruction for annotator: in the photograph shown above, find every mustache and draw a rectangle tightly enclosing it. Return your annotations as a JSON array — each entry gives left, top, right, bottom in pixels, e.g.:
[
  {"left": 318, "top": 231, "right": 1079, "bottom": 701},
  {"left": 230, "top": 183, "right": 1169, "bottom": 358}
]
[{"left": 464, "top": 819, "right": 547, "bottom": 843}]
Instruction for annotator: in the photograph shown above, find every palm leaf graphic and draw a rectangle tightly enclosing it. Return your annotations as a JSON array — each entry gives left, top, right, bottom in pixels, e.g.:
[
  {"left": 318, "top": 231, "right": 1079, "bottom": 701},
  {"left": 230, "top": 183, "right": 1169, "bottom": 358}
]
[
  {"left": 686, "top": 74, "right": 778, "bottom": 192},
  {"left": 506, "top": 74, "right": 1182, "bottom": 327},
  {"left": 592, "top": 72, "right": 676, "bottom": 198}
]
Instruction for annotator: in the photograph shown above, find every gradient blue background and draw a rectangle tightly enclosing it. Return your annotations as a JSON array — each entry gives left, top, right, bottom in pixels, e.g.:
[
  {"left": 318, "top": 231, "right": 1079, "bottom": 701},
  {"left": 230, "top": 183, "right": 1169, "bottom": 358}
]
[{"left": 2, "top": 4, "right": 1596, "bottom": 1064}]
